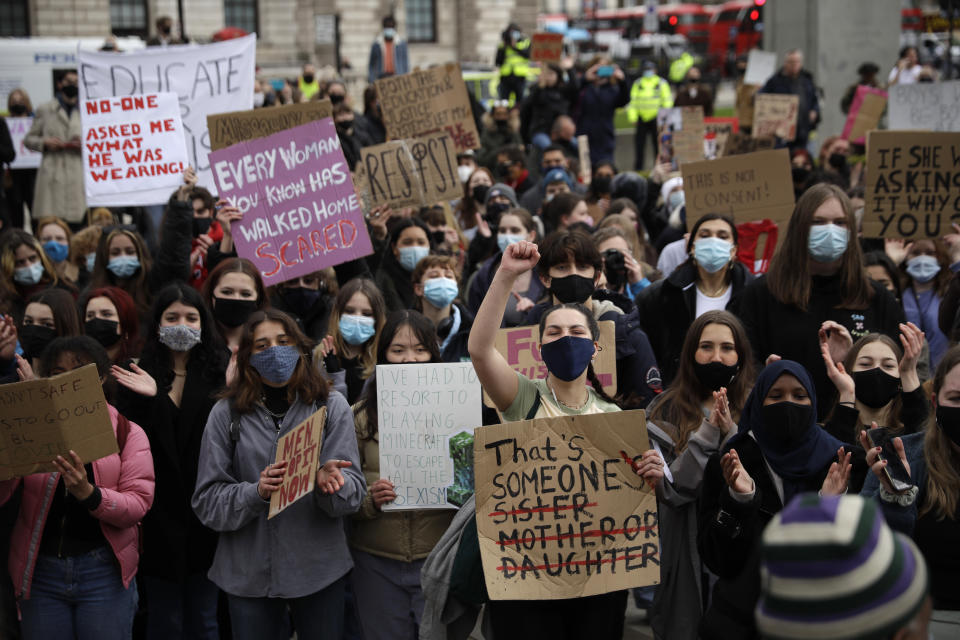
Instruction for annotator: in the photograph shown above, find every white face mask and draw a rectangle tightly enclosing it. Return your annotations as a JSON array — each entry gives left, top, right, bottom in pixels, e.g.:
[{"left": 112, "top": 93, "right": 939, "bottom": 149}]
[
  {"left": 253, "top": 92, "right": 265, "bottom": 108},
  {"left": 457, "top": 165, "right": 473, "bottom": 184}
]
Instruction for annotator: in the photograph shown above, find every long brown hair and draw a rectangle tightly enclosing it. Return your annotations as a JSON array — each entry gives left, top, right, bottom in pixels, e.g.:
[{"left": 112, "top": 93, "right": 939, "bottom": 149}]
[
  {"left": 221, "top": 309, "right": 328, "bottom": 412},
  {"left": 648, "top": 310, "right": 755, "bottom": 452},
  {"left": 327, "top": 278, "right": 387, "bottom": 379},
  {"left": 922, "top": 345, "right": 960, "bottom": 520},
  {"left": 839, "top": 333, "right": 904, "bottom": 435},
  {"left": 766, "top": 184, "right": 872, "bottom": 312},
  {"left": 90, "top": 229, "right": 153, "bottom": 314}
]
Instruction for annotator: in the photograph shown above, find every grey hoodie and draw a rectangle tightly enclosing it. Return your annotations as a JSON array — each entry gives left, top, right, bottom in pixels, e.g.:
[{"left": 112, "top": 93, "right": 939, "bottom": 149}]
[{"left": 192, "top": 390, "right": 365, "bottom": 598}]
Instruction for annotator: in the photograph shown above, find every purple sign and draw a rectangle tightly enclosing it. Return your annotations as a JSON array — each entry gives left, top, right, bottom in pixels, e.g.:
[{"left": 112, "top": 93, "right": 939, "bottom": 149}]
[{"left": 209, "top": 117, "right": 373, "bottom": 287}]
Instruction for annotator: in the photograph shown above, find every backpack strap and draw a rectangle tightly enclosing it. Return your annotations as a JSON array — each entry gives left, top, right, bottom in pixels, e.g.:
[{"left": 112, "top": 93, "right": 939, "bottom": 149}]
[
  {"left": 524, "top": 391, "right": 542, "bottom": 421},
  {"left": 116, "top": 412, "right": 131, "bottom": 453}
]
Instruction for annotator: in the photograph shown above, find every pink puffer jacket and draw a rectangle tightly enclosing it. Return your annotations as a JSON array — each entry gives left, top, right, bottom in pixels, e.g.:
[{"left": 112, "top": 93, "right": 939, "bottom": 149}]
[{"left": 0, "top": 404, "right": 155, "bottom": 598}]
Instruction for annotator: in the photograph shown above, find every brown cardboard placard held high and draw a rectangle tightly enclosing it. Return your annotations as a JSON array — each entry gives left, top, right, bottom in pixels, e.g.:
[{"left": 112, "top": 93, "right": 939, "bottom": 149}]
[
  {"left": 208, "top": 100, "right": 334, "bottom": 151},
  {"left": 376, "top": 63, "right": 480, "bottom": 152},
  {"left": 474, "top": 409, "right": 660, "bottom": 600},
  {"left": 673, "top": 106, "right": 706, "bottom": 165},
  {"left": 863, "top": 130, "right": 960, "bottom": 238},
  {"left": 753, "top": 94, "right": 799, "bottom": 141},
  {"left": 681, "top": 148, "right": 795, "bottom": 228},
  {"left": 269, "top": 406, "right": 326, "bottom": 518},
  {"left": 530, "top": 33, "right": 564, "bottom": 64},
  {"left": 358, "top": 131, "right": 461, "bottom": 209},
  {"left": 484, "top": 322, "right": 616, "bottom": 407},
  {"left": 0, "top": 364, "right": 117, "bottom": 481}
]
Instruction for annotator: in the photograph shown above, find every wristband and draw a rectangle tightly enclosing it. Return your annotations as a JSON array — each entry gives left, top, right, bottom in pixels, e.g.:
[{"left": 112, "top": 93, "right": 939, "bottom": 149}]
[{"left": 80, "top": 486, "right": 103, "bottom": 511}]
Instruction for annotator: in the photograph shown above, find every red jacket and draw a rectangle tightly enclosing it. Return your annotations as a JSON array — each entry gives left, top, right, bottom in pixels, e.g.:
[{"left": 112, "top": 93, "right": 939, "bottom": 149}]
[{"left": 0, "top": 404, "right": 155, "bottom": 598}]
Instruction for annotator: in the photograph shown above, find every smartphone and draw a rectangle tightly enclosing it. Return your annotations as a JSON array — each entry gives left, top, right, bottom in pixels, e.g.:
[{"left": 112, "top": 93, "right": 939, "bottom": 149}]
[
  {"left": 597, "top": 65, "right": 614, "bottom": 78},
  {"left": 865, "top": 428, "right": 912, "bottom": 493}
]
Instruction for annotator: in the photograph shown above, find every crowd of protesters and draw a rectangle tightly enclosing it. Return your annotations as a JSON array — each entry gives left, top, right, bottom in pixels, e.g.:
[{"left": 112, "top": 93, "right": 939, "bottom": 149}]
[{"left": 0, "top": 22, "right": 959, "bottom": 640}]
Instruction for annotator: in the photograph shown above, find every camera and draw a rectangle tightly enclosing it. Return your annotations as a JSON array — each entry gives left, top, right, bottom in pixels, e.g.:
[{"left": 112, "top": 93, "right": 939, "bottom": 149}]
[{"left": 602, "top": 249, "right": 627, "bottom": 291}]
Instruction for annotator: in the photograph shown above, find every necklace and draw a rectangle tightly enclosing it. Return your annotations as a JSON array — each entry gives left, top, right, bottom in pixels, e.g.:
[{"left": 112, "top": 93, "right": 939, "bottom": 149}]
[
  {"left": 547, "top": 380, "right": 589, "bottom": 411},
  {"left": 260, "top": 395, "right": 288, "bottom": 419},
  {"left": 697, "top": 280, "right": 729, "bottom": 298}
]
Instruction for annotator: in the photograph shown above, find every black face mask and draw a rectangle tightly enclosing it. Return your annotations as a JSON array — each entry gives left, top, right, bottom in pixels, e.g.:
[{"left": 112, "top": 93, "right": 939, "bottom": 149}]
[
  {"left": 429, "top": 230, "right": 446, "bottom": 246},
  {"left": 336, "top": 120, "right": 354, "bottom": 134},
  {"left": 61, "top": 84, "right": 78, "bottom": 99},
  {"left": 159, "top": 24, "right": 172, "bottom": 35},
  {"left": 852, "top": 367, "right": 901, "bottom": 409},
  {"left": 193, "top": 217, "right": 212, "bottom": 237},
  {"left": 495, "top": 119, "right": 510, "bottom": 129},
  {"left": 472, "top": 184, "right": 490, "bottom": 204},
  {"left": 760, "top": 401, "right": 813, "bottom": 448},
  {"left": 484, "top": 201, "right": 511, "bottom": 225},
  {"left": 9, "top": 104, "right": 27, "bottom": 116},
  {"left": 694, "top": 361, "right": 739, "bottom": 392},
  {"left": 85, "top": 318, "right": 121, "bottom": 348},
  {"left": 549, "top": 274, "right": 595, "bottom": 304},
  {"left": 329, "top": 93, "right": 345, "bottom": 105},
  {"left": 282, "top": 287, "right": 322, "bottom": 316},
  {"left": 302, "top": 74, "right": 315, "bottom": 84},
  {"left": 496, "top": 162, "right": 512, "bottom": 178},
  {"left": 213, "top": 297, "right": 258, "bottom": 328},
  {"left": 936, "top": 404, "right": 960, "bottom": 447},
  {"left": 592, "top": 175, "right": 612, "bottom": 194},
  {"left": 20, "top": 324, "right": 56, "bottom": 359},
  {"left": 828, "top": 153, "right": 849, "bottom": 172},
  {"left": 791, "top": 166, "right": 811, "bottom": 184}
]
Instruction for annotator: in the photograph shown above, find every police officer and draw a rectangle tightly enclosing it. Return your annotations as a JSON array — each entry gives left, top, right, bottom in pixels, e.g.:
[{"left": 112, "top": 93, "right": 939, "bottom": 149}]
[
  {"left": 496, "top": 23, "right": 531, "bottom": 104},
  {"left": 627, "top": 60, "right": 673, "bottom": 171}
]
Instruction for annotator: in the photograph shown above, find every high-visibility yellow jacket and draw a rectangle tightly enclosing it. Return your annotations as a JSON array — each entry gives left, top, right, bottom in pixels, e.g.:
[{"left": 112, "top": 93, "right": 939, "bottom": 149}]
[
  {"left": 498, "top": 39, "right": 531, "bottom": 77},
  {"left": 627, "top": 74, "right": 674, "bottom": 123},
  {"left": 298, "top": 77, "right": 321, "bottom": 101},
  {"left": 669, "top": 52, "right": 695, "bottom": 84}
]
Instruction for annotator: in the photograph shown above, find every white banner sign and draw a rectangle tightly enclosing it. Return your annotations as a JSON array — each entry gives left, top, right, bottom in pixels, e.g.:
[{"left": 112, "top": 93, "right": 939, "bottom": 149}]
[
  {"left": 81, "top": 92, "right": 188, "bottom": 202},
  {"left": 889, "top": 80, "right": 960, "bottom": 132},
  {"left": 77, "top": 34, "right": 256, "bottom": 205},
  {"left": 376, "top": 362, "right": 481, "bottom": 511},
  {"left": 6, "top": 117, "right": 42, "bottom": 170}
]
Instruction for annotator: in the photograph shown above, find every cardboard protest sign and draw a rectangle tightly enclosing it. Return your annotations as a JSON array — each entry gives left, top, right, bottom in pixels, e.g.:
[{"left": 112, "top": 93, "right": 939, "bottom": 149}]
[
  {"left": 744, "top": 50, "right": 777, "bottom": 86},
  {"left": 209, "top": 100, "right": 333, "bottom": 151},
  {"left": 78, "top": 34, "right": 257, "bottom": 205},
  {"left": 530, "top": 33, "right": 564, "bottom": 64},
  {"left": 753, "top": 94, "right": 799, "bottom": 141},
  {"left": 681, "top": 148, "right": 794, "bottom": 228},
  {"left": 656, "top": 107, "right": 705, "bottom": 166},
  {"left": 377, "top": 363, "right": 481, "bottom": 510},
  {"left": 6, "top": 117, "right": 42, "bottom": 169},
  {"left": 375, "top": 63, "right": 480, "bottom": 152},
  {"left": 358, "top": 131, "right": 461, "bottom": 209},
  {"left": 863, "top": 131, "right": 960, "bottom": 238},
  {"left": 736, "top": 83, "right": 758, "bottom": 129},
  {"left": 484, "top": 323, "right": 616, "bottom": 407},
  {"left": 888, "top": 80, "right": 960, "bottom": 132},
  {"left": 474, "top": 409, "right": 660, "bottom": 600},
  {"left": 704, "top": 117, "right": 739, "bottom": 159},
  {"left": 842, "top": 86, "right": 887, "bottom": 145},
  {"left": 269, "top": 407, "right": 326, "bottom": 518},
  {"left": 209, "top": 117, "right": 374, "bottom": 287},
  {"left": 81, "top": 92, "right": 188, "bottom": 204},
  {"left": 0, "top": 364, "right": 117, "bottom": 481},
  {"left": 577, "top": 134, "right": 591, "bottom": 183},
  {"left": 722, "top": 131, "right": 775, "bottom": 156}
]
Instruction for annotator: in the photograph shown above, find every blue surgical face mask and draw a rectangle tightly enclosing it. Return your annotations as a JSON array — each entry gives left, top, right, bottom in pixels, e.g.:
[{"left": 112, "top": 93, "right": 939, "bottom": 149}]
[
  {"left": 42, "top": 241, "right": 69, "bottom": 264},
  {"left": 539, "top": 335, "right": 595, "bottom": 382},
  {"left": 643, "top": 69, "right": 655, "bottom": 78},
  {"left": 906, "top": 255, "right": 941, "bottom": 283},
  {"left": 339, "top": 314, "right": 376, "bottom": 345},
  {"left": 807, "top": 224, "right": 849, "bottom": 263},
  {"left": 86, "top": 252, "right": 96, "bottom": 272},
  {"left": 383, "top": 27, "right": 396, "bottom": 40},
  {"left": 107, "top": 255, "right": 141, "bottom": 278},
  {"left": 668, "top": 190, "right": 685, "bottom": 210},
  {"left": 497, "top": 233, "right": 524, "bottom": 253},
  {"left": 249, "top": 344, "right": 302, "bottom": 385},
  {"left": 13, "top": 261, "right": 44, "bottom": 286},
  {"left": 398, "top": 245, "right": 429, "bottom": 272},
  {"left": 694, "top": 237, "right": 733, "bottom": 274},
  {"left": 423, "top": 277, "right": 459, "bottom": 309}
]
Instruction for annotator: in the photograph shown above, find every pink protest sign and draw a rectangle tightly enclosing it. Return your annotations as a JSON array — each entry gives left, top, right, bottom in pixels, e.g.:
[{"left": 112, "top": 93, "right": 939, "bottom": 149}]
[
  {"left": 210, "top": 117, "right": 373, "bottom": 286},
  {"left": 842, "top": 85, "right": 888, "bottom": 145}
]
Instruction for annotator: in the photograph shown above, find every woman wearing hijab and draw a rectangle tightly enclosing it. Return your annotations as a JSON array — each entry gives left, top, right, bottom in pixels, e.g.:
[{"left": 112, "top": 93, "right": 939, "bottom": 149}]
[{"left": 697, "top": 360, "right": 851, "bottom": 639}]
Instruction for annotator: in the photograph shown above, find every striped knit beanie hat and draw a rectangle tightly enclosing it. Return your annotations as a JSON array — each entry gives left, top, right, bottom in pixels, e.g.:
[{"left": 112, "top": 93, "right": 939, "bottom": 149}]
[{"left": 756, "top": 493, "right": 928, "bottom": 640}]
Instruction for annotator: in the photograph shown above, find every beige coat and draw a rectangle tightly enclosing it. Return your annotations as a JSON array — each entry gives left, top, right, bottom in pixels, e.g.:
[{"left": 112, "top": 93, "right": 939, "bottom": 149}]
[{"left": 24, "top": 99, "right": 86, "bottom": 223}]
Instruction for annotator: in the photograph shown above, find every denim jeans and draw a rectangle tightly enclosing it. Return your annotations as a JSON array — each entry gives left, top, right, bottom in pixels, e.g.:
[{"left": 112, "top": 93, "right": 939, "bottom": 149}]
[
  {"left": 226, "top": 576, "right": 345, "bottom": 640},
  {"left": 143, "top": 573, "right": 219, "bottom": 640},
  {"left": 18, "top": 547, "right": 138, "bottom": 640}
]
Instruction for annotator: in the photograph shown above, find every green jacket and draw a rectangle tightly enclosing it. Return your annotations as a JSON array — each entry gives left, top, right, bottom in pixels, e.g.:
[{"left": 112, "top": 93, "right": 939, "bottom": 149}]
[{"left": 628, "top": 74, "right": 674, "bottom": 123}]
